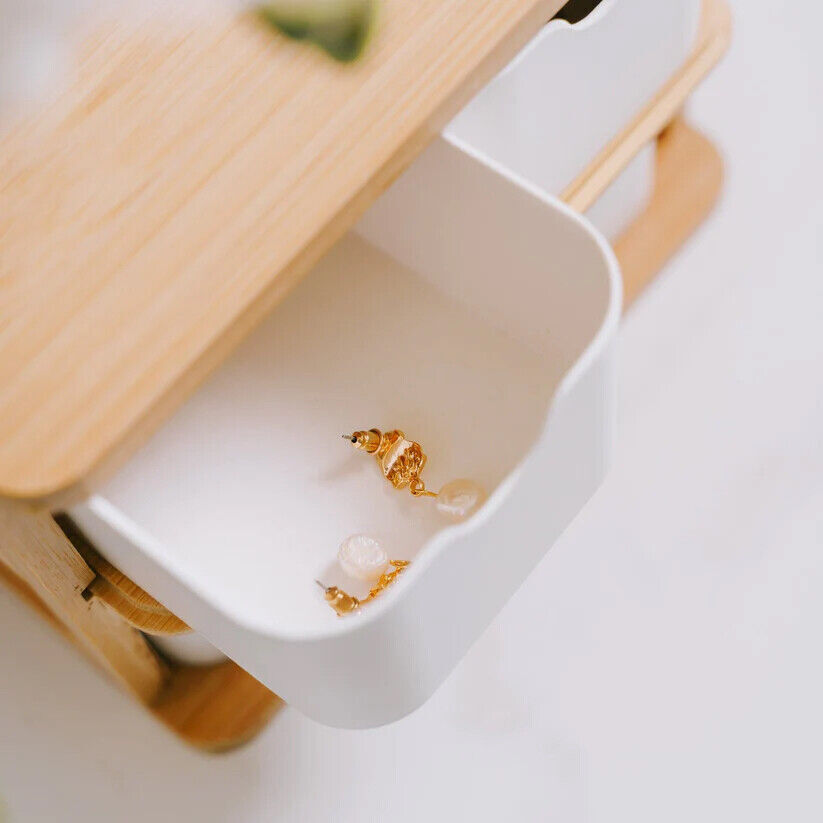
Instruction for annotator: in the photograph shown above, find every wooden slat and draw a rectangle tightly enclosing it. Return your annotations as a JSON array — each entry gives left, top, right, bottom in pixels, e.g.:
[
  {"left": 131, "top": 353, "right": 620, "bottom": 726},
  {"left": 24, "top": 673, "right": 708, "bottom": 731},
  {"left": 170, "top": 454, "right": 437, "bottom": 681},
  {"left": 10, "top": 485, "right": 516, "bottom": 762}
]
[
  {"left": 0, "top": 0, "right": 563, "bottom": 506},
  {"left": 615, "top": 119, "right": 724, "bottom": 307}
]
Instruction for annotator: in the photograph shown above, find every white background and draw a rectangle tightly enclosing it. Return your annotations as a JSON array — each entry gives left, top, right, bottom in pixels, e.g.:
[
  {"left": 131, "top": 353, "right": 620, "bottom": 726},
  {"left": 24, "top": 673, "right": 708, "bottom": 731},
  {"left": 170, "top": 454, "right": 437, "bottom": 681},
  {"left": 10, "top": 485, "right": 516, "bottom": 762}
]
[{"left": 1, "top": 0, "right": 822, "bottom": 820}]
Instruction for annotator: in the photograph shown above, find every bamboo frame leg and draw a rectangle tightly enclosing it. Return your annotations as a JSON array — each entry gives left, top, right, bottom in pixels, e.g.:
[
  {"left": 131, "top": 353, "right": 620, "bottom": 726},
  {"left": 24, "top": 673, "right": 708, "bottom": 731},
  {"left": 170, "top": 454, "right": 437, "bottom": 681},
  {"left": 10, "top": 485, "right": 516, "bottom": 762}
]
[
  {"left": 615, "top": 119, "right": 724, "bottom": 307},
  {"left": 151, "top": 660, "right": 281, "bottom": 752},
  {"left": 0, "top": 501, "right": 281, "bottom": 751}
]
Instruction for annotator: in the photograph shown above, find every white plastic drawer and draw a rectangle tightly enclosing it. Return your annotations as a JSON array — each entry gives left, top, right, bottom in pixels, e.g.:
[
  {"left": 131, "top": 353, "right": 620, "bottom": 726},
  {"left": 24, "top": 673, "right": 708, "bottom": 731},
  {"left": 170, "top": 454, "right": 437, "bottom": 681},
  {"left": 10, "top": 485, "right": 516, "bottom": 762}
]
[
  {"left": 150, "top": 135, "right": 652, "bottom": 672},
  {"left": 69, "top": 129, "right": 621, "bottom": 728}
]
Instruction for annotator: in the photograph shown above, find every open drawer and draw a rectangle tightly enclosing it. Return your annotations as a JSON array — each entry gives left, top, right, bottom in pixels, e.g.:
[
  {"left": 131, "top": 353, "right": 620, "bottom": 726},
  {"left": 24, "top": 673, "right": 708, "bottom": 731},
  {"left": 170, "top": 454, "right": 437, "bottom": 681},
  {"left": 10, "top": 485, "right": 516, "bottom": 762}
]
[{"left": 68, "top": 134, "right": 621, "bottom": 728}]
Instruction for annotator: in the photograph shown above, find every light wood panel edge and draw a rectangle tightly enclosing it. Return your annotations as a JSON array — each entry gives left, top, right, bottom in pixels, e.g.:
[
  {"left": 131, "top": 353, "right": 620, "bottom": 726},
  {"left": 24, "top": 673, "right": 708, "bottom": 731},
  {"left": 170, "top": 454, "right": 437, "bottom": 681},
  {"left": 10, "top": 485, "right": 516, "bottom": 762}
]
[{"left": 561, "top": 0, "right": 731, "bottom": 212}]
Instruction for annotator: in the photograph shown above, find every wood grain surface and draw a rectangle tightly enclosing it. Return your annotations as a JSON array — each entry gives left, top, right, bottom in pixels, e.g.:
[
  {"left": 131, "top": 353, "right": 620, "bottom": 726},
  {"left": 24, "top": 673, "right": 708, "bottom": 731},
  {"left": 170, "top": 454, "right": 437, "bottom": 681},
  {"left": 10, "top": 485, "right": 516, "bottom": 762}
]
[{"left": 0, "top": 0, "right": 562, "bottom": 505}]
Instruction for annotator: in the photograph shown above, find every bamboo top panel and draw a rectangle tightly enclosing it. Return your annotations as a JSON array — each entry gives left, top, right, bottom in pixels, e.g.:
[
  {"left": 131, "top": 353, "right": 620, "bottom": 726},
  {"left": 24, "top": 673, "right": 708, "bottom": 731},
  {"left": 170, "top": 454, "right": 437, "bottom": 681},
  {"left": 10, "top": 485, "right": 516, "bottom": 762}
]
[{"left": 0, "top": 0, "right": 561, "bottom": 503}]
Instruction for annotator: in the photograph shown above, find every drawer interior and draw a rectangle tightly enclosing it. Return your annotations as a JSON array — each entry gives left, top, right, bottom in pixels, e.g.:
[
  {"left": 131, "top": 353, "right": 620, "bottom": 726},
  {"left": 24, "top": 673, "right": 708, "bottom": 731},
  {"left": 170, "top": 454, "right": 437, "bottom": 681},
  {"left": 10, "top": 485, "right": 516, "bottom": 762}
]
[
  {"left": 79, "top": 233, "right": 559, "bottom": 632},
  {"left": 69, "top": 134, "right": 620, "bottom": 725},
  {"left": 72, "top": 136, "right": 611, "bottom": 634}
]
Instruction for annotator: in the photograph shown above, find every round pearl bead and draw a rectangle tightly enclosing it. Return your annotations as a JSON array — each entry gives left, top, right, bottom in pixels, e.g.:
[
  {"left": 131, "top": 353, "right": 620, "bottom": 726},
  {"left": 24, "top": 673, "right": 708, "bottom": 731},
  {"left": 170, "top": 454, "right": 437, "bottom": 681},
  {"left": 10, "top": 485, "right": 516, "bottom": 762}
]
[
  {"left": 436, "top": 478, "right": 486, "bottom": 521},
  {"left": 338, "top": 534, "right": 389, "bottom": 582}
]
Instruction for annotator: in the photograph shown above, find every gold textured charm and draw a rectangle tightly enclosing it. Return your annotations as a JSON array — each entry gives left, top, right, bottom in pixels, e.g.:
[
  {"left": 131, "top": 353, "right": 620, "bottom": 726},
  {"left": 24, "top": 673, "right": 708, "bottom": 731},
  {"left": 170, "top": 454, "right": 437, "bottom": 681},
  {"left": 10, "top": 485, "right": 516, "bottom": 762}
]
[
  {"left": 344, "top": 429, "right": 435, "bottom": 497},
  {"left": 343, "top": 429, "right": 487, "bottom": 518},
  {"left": 317, "top": 559, "right": 411, "bottom": 617}
]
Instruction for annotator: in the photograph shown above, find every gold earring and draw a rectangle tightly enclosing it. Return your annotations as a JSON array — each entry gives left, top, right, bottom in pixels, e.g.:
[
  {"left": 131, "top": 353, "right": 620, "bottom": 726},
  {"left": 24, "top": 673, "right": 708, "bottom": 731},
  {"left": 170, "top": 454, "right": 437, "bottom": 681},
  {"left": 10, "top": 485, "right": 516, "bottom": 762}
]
[
  {"left": 343, "top": 428, "right": 486, "bottom": 519},
  {"left": 316, "top": 559, "right": 410, "bottom": 617}
]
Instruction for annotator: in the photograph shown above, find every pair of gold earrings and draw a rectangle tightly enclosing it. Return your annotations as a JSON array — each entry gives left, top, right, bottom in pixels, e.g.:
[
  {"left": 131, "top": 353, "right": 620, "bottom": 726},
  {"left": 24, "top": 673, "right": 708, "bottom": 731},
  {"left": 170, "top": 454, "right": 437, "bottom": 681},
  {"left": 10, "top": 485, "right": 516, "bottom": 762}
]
[{"left": 316, "top": 428, "right": 487, "bottom": 616}]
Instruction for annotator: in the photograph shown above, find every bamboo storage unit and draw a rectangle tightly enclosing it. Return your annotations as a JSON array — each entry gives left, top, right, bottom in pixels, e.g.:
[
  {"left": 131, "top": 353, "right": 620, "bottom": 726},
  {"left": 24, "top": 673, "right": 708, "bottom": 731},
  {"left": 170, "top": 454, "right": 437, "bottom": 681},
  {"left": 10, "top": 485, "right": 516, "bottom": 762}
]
[{"left": 0, "top": 0, "right": 730, "bottom": 749}]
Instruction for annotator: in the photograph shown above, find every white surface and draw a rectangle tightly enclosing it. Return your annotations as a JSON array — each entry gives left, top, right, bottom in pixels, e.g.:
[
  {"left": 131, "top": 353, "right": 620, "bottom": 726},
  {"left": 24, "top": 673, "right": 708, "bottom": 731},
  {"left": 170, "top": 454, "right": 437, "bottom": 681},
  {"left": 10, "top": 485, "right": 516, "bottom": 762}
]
[
  {"left": 447, "top": 0, "right": 700, "bottom": 194},
  {"left": 69, "top": 135, "right": 619, "bottom": 727},
  {"left": 2, "top": 0, "right": 822, "bottom": 819}
]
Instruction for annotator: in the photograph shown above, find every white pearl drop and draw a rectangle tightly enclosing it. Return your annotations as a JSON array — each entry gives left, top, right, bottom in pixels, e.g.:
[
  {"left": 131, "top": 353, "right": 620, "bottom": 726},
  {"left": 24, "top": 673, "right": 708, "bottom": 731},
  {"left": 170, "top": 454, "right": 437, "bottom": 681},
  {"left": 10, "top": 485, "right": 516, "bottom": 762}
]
[
  {"left": 338, "top": 534, "right": 389, "bottom": 582},
  {"left": 436, "top": 479, "right": 486, "bottom": 520}
]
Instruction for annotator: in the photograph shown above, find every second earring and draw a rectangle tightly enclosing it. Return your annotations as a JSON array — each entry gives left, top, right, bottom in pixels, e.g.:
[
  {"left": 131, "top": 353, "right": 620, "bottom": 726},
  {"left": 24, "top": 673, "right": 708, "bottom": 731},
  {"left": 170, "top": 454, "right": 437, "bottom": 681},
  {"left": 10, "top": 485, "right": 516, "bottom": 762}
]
[{"left": 343, "top": 428, "right": 486, "bottom": 520}]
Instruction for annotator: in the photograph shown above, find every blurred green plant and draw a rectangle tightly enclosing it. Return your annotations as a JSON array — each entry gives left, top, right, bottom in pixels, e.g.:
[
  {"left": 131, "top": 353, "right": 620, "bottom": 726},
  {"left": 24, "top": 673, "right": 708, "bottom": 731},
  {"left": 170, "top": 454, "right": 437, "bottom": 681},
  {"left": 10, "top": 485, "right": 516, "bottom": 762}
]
[{"left": 258, "top": 0, "right": 377, "bottom": 62}]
